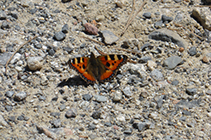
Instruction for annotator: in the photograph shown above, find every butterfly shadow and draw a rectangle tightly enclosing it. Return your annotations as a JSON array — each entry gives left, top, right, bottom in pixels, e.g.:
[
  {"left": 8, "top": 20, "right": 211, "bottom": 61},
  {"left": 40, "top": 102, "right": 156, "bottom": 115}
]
[{"left": 57, "top": 76, "right": 91, "bottom": 87}]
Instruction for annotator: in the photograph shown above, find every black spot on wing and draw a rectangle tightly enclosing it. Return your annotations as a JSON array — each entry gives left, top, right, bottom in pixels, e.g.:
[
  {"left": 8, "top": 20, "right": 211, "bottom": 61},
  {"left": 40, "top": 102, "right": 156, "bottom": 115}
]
[
  {"left": 117, "top": 55, "right": 122, "bottom": 60},
  {"left": 105, "top": 55, "right": 108, "bottom": 61},
  {"left": 77, "top": 57, "right": 80, "bottom": 63},
  {"left": 83, "top": 64, "right": 85, "bottom": 69},
  {"left": 110, "top": 55, "right": 115, "bottom": 60},
  {"left": 72, "top": 59, "right": 75, "bottom": 64},
  {"left": 106, "top": 62, "right": 110, "bottom": 67}
]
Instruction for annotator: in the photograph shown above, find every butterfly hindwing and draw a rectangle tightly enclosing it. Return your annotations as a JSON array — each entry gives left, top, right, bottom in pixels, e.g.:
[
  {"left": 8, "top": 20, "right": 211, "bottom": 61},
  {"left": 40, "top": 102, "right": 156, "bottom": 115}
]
[
  {"left": 98, "top": 54, "right": 128, "bottom": 81},
  {"left": 69, "top": 57, "right": 96, "bottom": 83}
]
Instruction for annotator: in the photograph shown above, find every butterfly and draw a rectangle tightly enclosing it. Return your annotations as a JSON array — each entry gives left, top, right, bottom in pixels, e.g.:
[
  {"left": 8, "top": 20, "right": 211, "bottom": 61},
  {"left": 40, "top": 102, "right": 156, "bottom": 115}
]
[{"left": 68, "top": 52, "right": 128, "bottom": 84}]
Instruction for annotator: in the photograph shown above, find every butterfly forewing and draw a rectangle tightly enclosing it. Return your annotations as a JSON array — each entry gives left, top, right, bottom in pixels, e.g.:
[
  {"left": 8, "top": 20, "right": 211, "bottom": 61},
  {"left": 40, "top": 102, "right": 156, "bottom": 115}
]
[{"left": 69, "top": 57, "right": 96, "bottom": 83}]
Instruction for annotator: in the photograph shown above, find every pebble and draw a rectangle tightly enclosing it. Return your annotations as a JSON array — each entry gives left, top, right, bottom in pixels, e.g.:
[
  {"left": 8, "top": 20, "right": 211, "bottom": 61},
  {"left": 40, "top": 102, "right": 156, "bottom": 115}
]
[
  {"left": 122, "top": 86, "right": 133, "bottom": 97},
  {"left": 147, "top": 60, "right": 157, "bottom": 71},
  {"left": 5, "top": 91, "right": 14, "bottom": 98},
  {"left": 124, "top": 129, "right": 132, "bottom": 134},
  {"left": 65, "top": 108, "right": 77, "bottom": 118},
  {"left": 150, "top": 69, "right": 164, "bottom": 81},
  {"left": 163, "top": 56, "right": 182, "bottom": 69},
  {"left": 202, "top": 56, "right": 208, "bottom": 63},
  {"left": 27, "top": 57, "right": 43, "bottom": 71},
  {"left": 149, "top": 28, "right": 188, "bottom": 48},
  {"left": 154, "top": 20, "right": 163, "bottom": 28},
  {"left": 161, "top": 15, "right": 173, "bottom": 23},
  {"left": 10, "top": 53, "right": 21, "bottom": 64},
  {"left": 188, "top": 47, "right": 197, "bottom": 56},
  {"left": 48, "top": 49, "right": 55, "bottom": 56},
  {"left": 84, "top": 23, "right": 98, "bottom": 35},
  {"left": 101, "top": 30, "right": 119, "bottom": 45},
  {"left": 53, "top": 31, "right": 66, "bottom": 41},
  {"left": 139, "top": 56, "right": 152, "bottom": 63},
  {"left": 112, "top": 90, "right": 122, "bottom": 102},
  {"left": 94, "top": 95, "right": 107, "bottom": 102},
  {"left": 95, "top": 15, "right": 105, "bottom": 22},
  {"left": 8, "top": 12, "right": 18, "bottom": 19},
  {"left": 143, "top": 12, "right": 151, "bottom": 19},
  {"left": 62, "top": 24, "right": 68, "bottom": 33},
  {"left": 92, "top": 111, "right": 101, "bottom": 119},
  {"left": 50, "top": 119, "right": 61, "bottom": 128},
  {"left": 82, "top": 94, "right": 93, "bottom": 101},
  {"left": 0, "top": 11, "right": 7, "bottom": 20},
  {"left": 58, "top": 104, "right": 66, "bottom": 111},
  {"left": 186, "top": 88, "right": 197, "bottom": 96},
  {"left": 14, "top": 92, "right": 27, "bottom": 101},
  {"left": 1, "top": 21, "right": 10, "bottom": 29}
]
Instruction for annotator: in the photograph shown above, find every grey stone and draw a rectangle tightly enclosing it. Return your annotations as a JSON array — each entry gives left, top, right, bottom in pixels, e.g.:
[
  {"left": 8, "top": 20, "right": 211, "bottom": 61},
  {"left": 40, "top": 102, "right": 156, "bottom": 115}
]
[
  {"left": 161, "top": 15, "right": 173, "bottom": 23},
  {"left": 65, "top": 108, "right": 77, "bottom": 118},
  {"left": 186, "top": 88, "right": 197, "bottom": 95},
  {"left": 91, "top": 111, "right": 101, "bottom": 119},
  {"left": 149, "top": 28, "right": 188, "bottom": 48},
  {"left": 143, "top": 12, "right": 151, "bottom": 19},
  {"left": 50, "top": 119, "right": 61, "bottom": 128},
  {"left": 82, "top": 94, "right": 93, "bottom": 101},
  {"left": 94, "top": 95, "right": 107, "bottom": 102},
  {"left": 54, "top": 31, "right": 66, "bottom": 41},
  {"left": 5, "top": 105, "right": 13, "bottom": 111},
  {"left": 62, "top": 24, "right": 68, "bottom": 33},
  {"left": 5, "top": 91, "right": 14, "bottom": 98},
  {"left": 122, "top": 86, "right": 133, "bottom": 97},
  {"left": 150, "top": 69, "right": 164, "bottom": 81},
  {"left": 1, "top": 21, "right": 10, "bottom": 29},
  {"left": 163, "top": 56, "right": 182, "bottom": 69},
  {"left": 48, "top": 49, "right": 55, "bottom": 56},
  {"left": 0, "top": 11, "right": 7, "bottom": 20},
  {"left": 112, "top": 91, "right": 122, "bottom": 102},
  {"left": 50, "top": 112, "right": 61, "bottom": 118},
  {"left": 14, "top": 92, "right": 27, "bottom": 101},
  {"left": 124, "top": 129, "right": 133, "bottom": 134},
  {"left": 101, "top": 30, "right": 119, "bottom": 45},
  {"left": 188, "top": 47, "right": 197, "bottom": 56},
  {"left": 139, "top": 56, "right": 152, "bottom": 63},
  {"left": 171, "top": 80, "right": 179, "bottom": 85},
  {"left": 0, "top": 114, "right": 8, "bottom": 126}
]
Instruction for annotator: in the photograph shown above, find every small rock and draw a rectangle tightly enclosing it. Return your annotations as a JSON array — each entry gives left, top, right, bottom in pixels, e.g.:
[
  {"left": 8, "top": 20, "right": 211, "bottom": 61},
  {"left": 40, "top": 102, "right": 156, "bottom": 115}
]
[
  {"left": 84, "top": 23, "right": 98, "bottom": 35},
  {"left": 147, "top": 60, "right": 157, "bottom": 71},
  {"left": 10, "top": 53, "right": 21, "bottom": 64},
  {"left": 101, "top": 30, "right": 119, "bottom": 45},
  {"left": 65, "top": 108, "right": 77, "bottom": 118},
  {"left": 8, "top": 12, "right": 18, "bottom": 19},
  {"left": 188, "top": 47, "right": 197, "bottom": 56},
  {"left": 154, "top": 20, "right": 163, "bottom": 28},
  {"left": 149, "top": 28, "right": 188, "bottom": 48},
  {"left": 50, "top": 112, "right": 61, "bottom": 118},
  {"left": 139, "top": 56, "right": 152, "bottom": 63},
  {"left": 50, "top": 119, "right": 61, "bottom": 128},
  {"left": 1, "top": 21, "right": 10, "bottom": 29},
  {"left": 202, "top": 56, "right": 208, "bottom": 63},
  {"left": 0, "top": 11, "right": 7, "bottom": 20},
  {"left": 58, "top": 104, "right": 66, "bottom": 111},
  {"left": 94, "top": 95, "right": 107, "bottom": 102},
  {"left": 5, "top": 105, "right": 13, "bottom": 111},
  {"left": 5, "top": 91, "right": 14, "bottom": 98},
  {"left": 161, "top": 15, "right": 173, "bottom": 23},
  {"left": 116, "top": 115, "right": 125, "bottom": 122},
  {"left": 61, "top": 0, "right": 72, "bottom": 3},
  {"left": 35, "top": 43, "right": 42, "bottom": 49},
  {"left": 0, "top": 114, "right": 8, "bottom": 126},
  {"left": 95, "top": 15, "right": 105, "bottom": 22},
  {"left": 171, "top": 80, "right": 179, "bottom": 85},
  {"left": 150, "top": 69, "right": 164, "bottom": 81},
  {"left": 179, "top": 47, "right": 184, "bottom": 52},
  {"left": 143, "top": 12, "right": 151, "bottom": 19},
  {"left": 124, "top": 129, "right": 132, "bottom": 134},
  {"left": 91, "top": 111, "right": 101, "bottom": 119},
  {"left": 27, "top": 57, "right": 43, "bottom": 71},
  {"left": 186, "top": 88, "right": 197, "bottom": 96},
  {"left": 83, "top": 94, "right": 93, "bottom": 101},
  {"left": 163, "top": 56, "right": 182, "bottom": 69},
  {"left": 62, "top": 24, "right": 68, "bottom": 33},
  {"left": 112, "top": 90, "right": 122, "bottom": 102},
  {"left": 54, "top": 31, "right": 66, "bottom": 41},
  {"left": 14, "top": 92, "right": 27, "bottom": 101},
  {"left": 48, "top": 49, "right": 55, "bottom": 56},
  {"left": 122, "top": 86, "right": 133, "bottom": 97}
]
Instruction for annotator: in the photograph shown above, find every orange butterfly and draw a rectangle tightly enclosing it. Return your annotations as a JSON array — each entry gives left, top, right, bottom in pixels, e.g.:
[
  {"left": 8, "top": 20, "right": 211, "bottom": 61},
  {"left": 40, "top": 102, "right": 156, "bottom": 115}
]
[{"left": 68, "top": 52, "right": 128, "bottom": 84}]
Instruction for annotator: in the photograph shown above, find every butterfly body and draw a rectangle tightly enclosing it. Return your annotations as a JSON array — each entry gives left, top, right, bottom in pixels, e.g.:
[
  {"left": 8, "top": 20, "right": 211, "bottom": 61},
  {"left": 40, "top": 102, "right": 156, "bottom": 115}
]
[{"left": 69, "top": 52, "right": 128, "bottom": 84}]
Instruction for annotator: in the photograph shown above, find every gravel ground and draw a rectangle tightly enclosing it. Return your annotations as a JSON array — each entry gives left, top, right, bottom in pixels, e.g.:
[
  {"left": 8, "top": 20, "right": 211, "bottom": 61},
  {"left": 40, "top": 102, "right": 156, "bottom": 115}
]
[{"left": 0, "top": 0, "right": 211, "bottom": 139}]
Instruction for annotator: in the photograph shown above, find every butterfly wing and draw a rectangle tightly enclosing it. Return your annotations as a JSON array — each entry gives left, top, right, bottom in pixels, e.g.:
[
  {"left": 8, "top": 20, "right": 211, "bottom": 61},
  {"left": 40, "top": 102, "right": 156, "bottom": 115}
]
[
  {"left": 97, "top": 54, "right": 128, "bottom": 82},
  {"left": 69, "top": 57, "right": 96, "bottom": 83}
]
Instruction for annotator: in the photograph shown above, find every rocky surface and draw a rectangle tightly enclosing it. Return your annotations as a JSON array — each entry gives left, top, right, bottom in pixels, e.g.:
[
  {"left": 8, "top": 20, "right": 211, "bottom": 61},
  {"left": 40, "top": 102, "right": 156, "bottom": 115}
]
[{"left": 0, "top": 0, "right": 211, "bottom": 139}]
